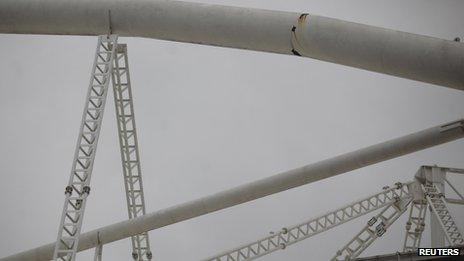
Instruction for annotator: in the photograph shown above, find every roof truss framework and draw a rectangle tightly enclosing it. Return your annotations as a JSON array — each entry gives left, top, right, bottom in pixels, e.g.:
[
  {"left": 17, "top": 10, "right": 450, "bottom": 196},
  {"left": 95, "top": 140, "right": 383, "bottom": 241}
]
[{"left": 0, "top": 1, "right": 463, "bottom": 260}]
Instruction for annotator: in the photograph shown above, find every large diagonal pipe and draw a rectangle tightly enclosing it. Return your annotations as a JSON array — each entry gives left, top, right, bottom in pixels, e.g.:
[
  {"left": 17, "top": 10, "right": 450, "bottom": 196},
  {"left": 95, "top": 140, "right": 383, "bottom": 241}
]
[
  {"left": 2, "top": 119, "right": 464, "bottom": 261},
  {"left": 1, "top": 0, "right": 464, "bottom": 90}
]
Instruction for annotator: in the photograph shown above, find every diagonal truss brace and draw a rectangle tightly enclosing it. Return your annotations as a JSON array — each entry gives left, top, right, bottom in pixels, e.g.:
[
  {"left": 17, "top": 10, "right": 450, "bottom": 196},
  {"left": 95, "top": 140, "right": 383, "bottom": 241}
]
[
  {"left": 332, "top": 197, "right": 411, "bottom": 260},
  {"left": 53, "top": 35, "right": 118, "bottom": 261},
  {"left": 423, "top": 184, "right": 464, "bottom": 245},
  {"left": 204, "top": 182, "right": 412, "bottom": 261},
  {"left": 111, "top": 44, "right": 152, "bottom": 260}
]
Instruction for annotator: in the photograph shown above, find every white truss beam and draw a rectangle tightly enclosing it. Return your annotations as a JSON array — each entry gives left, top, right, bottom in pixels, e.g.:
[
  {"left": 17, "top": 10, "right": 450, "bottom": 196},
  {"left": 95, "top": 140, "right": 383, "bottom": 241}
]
[
  {"left": 332, "top": 198, "right": 411, "bottom": 260},
  {"left": 423, "top": 184, "right": 464, "bottom": 245},
  {"left": 53, "top": 35, "right": 118, "bottom": 261},
  {"left": 3, "top": 119, "right": 464, "bottom": 261},
  {"left": 402, "top": 198, "right": 427, "bottom": 252},
  {"left": 111, "top": 44, "right": 152, "bottom": 260},
  {"left": 204, "top": 182, "right": 412, "bottom": 261}
]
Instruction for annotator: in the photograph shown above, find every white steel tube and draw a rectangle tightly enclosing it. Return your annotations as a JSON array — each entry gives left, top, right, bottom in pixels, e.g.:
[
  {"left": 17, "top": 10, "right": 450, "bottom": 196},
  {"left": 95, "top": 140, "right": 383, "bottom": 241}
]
[
  {"left": 0, "top": 0, "right": 463, "bottom": 90},
  {"left": 2, "top": 119, "right": 464, "bottom": 261}
]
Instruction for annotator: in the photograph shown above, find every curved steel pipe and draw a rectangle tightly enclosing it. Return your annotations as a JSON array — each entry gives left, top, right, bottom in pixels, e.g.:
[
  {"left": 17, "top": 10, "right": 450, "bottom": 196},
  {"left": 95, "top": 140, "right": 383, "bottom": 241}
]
[{"left": 0, "top": 0, "right": 463, "bottom": 90}]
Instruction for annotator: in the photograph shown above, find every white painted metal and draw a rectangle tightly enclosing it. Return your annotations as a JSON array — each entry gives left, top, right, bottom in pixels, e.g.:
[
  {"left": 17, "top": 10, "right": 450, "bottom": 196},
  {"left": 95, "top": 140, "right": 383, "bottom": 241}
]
[
  {"left": 402, "top": 198, "right": 427, "bottom": 252},
  {"left": 415, "top": 166, "right": 446, "bottom": 247},
  {"left": 3, "top": 120, "right": 464, "bottom": 261},
  {"left": 53, "top": 35, "right": 118, "bottom": 261},
  {"left": 93, "top": 245, "right": 102, "bottom": 261},
  {"left": 111, "top": 44, "right": 152, "bottom": 261},
  {"left": 204, "top": 182, "right": 412, "bottom": 261},
  {"left": 1, "top": 0, "right": 464, "bottom": 90},
  {"left": 332, "top": 198, "right": 411, "bottom": 260},
  {"left": 430, "top": 167, "right": 446, "bottom": 247},
  {"left": 423, "top": 184, "right": 464, "bottom": 246},
  {"left": 93, "top": 233, "right": 102, "bottom": 261},
  {"left": 446, "top": 168, "right": 464, "bottom": 175},
  {"left": 445, "top": 178, "right": 464, "bottom": 201},
  {"left": 446, "top": 198, "right": 464, "bottom": 205}
]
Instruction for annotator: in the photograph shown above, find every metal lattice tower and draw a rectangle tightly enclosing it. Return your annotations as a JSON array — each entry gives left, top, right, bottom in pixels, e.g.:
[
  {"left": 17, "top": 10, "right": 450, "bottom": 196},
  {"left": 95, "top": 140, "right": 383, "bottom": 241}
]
[
  {"left": 423, "top": 184, "right": 464, "bottom": 245},
  {"left": 111, "top": 44, "right": 152, "bottom": 260},
  {"left": 53, "top": 35, "right": 118, "bottom": 260}
]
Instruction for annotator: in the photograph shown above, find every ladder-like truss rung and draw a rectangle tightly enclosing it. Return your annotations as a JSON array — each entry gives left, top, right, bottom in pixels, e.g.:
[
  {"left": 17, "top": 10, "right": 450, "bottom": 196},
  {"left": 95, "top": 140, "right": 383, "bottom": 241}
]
[
  {"left": 65, "top": 210, "right": 82, "bottom": 213},
  {"left": 67, "top": 197, "right": 83, "bottom": 200},
  {"left": 112, "top": 43, "right": 152, "bottom": 260},
  {"left": 57, "top": 250, "right": 75, "bottom": 253},
  {"left": 423, "top": 184, "right": 464, "bottom": 246},
  {"left": 83, "top": 120, "right": 100, "bottom": 123},
  {"left": 63, "top": 223, "right": 79, "bottom": 227},
  {"left": 53, "top": 35, "right": 118, "bottom": 261}
]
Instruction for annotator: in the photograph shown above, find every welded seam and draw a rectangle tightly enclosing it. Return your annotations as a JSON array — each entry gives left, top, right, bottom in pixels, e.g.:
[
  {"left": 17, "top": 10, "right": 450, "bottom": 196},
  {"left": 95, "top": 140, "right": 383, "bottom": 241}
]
[{"left": 290, "top": 13, "right": 309, "bottom": 56}]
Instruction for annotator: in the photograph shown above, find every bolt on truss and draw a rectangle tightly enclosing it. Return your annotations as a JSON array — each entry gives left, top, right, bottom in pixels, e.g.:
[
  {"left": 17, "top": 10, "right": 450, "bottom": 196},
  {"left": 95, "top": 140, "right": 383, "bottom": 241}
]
[
  {"left": 111, "top": 44, "right": 152, "bottom": 260},
  {"left": 53, "top": 35, "right": 118, "bottom": 261},
  {"left": 332, "top": 197, "right": 411, "bottom": 260},
  {"left": 402, "top": 198, "right": 427, "bottom": 252},
  {"left": 423, "top": 184, "right": 464, "bottom": 245},
  {"left": 204, "top": 182, "right": 412, "bottom": 261}
]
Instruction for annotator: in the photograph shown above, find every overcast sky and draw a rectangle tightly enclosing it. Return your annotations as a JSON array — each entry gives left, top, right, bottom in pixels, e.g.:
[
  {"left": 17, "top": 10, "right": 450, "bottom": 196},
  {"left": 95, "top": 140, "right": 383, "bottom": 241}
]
[{"left": 1, "top": 0, "right": 464, "bottom": 260}]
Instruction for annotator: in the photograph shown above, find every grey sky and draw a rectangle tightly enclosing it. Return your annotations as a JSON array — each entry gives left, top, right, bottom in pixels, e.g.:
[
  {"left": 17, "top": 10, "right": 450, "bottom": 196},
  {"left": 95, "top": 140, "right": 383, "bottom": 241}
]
[{"left": 1, "top": 0, "right": 463, "bottom": 260}]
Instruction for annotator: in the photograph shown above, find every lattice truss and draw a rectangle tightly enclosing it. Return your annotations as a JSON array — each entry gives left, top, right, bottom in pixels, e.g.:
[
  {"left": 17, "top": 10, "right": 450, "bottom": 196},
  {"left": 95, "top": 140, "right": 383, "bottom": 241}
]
[
  {"left": 402, "top": 198, "right": 427, "bottom": 252},
  {"left": 111, "top": 44, "right": 152, "bottom": 260},
  {"left": 51, "top": 35, "right": 463, "bottom": 261},
  {"left": 53, "top": 36, "right": 152, "bottom": 261},
  {"left": 205, "top": 167, "right": 464, "bottom": 261},
  {"left": 423, "top": 184, "right": 464, "bottom": 245}
]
